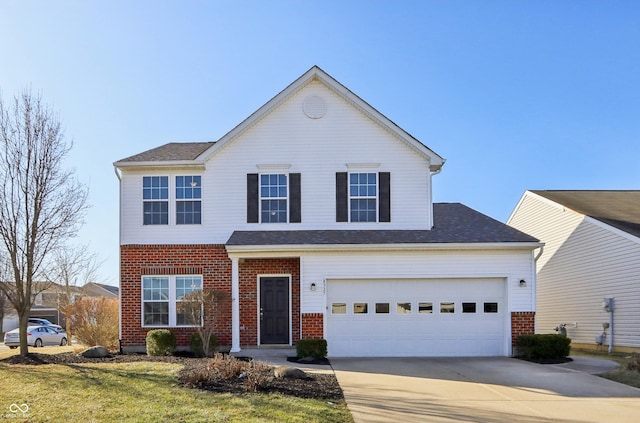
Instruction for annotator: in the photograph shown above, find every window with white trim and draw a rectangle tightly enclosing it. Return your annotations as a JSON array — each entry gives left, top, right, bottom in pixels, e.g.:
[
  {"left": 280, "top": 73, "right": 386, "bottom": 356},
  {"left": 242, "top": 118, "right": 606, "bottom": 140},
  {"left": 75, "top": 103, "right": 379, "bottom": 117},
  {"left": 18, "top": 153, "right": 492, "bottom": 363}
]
[
  {"left": 143, "top": 176, "right": 169, "bottom": 225},
  {"left": 349, "top": 172, "right": 377, "bottom": 222},
  {"left": 176, "top": 176, "right": 202, "bottom": 224},
  {"left": 142, "top": 275, "right": 203, "bottom": 327},
  {"left": 260, "top": 174, "right": 288, "bottom": 223}
]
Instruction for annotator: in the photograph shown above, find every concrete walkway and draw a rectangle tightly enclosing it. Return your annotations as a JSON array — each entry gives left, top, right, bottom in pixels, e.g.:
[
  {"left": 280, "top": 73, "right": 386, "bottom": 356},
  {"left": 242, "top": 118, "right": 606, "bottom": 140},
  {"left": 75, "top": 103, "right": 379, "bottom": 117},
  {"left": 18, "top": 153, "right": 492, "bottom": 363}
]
[{"left": 330, "top": 356, "right": 640, "bottom": 423}]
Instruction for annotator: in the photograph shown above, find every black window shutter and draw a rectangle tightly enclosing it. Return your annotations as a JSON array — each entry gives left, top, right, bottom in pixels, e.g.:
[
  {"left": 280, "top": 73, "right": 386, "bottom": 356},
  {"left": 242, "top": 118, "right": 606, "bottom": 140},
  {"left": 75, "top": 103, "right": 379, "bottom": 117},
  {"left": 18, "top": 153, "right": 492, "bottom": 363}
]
[
  {"left": 289, "top": 173, "right": 301, "bottom": 223},
  {"left": 379, "top": 172, "right": 391, "bottom": 222},
  {"left": 336, "top": 172, "right": 348, "bottom": 222},
  {"left": 247, "top": 173, "right": 259, "bottom": 223}
]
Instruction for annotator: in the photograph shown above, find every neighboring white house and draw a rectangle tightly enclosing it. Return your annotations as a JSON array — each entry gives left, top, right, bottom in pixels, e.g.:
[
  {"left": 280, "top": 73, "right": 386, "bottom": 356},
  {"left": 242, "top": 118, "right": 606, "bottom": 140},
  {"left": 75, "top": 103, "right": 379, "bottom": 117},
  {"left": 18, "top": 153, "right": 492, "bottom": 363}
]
[
  {"left": 114, "top": 66, "right": 540, "bottom": 357},
  {"left": 508, "top": 190, "right": 640, "bottom": 353}
]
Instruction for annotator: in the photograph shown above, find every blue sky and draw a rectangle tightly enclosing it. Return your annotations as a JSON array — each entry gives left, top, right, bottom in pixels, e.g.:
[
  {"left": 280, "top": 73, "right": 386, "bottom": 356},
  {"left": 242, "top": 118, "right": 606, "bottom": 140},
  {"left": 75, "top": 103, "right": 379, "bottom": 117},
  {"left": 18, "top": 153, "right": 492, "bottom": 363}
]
[{"left": 1, "top": 1, "right": 638, "bottom": 285}]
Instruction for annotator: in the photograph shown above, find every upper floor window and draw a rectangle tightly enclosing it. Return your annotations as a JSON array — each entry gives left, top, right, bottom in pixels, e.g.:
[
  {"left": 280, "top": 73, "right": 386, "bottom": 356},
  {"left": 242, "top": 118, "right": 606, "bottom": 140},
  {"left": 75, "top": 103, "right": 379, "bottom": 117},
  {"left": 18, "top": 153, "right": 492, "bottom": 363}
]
[
  {"left": 176, "top": 176, "right": 201, "bottom": 225},
  {"left": 143, "top": 176, "right": 168, "bottom": 225},
  {"left": 247, "top": 172, "right": 301, "bottom": 224},
  {"left": 350, "top": 173, "right": 377, "bottom": 222},
  {"left": 336, "top": 171, "right": 390, "bottom": 223},
  {"left": 260, "top": 174, "right": 288, "bottom": 223}
]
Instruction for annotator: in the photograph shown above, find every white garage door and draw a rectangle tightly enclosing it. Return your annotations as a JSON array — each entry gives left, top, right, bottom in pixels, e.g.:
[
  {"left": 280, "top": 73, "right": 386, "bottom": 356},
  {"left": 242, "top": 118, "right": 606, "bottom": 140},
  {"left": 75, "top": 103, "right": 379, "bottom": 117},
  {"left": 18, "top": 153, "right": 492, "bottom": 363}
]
[{"left": 326, "top": 278, "right": 507, "bottom": 357}]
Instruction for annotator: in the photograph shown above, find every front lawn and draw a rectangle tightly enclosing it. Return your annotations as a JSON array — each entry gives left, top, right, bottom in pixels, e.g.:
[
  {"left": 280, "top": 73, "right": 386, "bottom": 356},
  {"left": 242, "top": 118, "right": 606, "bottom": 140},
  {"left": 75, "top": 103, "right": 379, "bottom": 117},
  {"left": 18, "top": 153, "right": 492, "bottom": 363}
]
[{"left": 0, "top": 347, "right": 352, "bottom": 422}]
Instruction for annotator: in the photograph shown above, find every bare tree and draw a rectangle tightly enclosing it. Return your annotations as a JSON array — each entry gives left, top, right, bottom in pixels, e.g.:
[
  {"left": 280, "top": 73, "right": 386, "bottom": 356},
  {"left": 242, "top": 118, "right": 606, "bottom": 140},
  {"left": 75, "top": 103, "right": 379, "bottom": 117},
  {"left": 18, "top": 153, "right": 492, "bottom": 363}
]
[
  {"left": 49, "top": 245, "right": 101, "bottom": 344},
  {"left": 178, "top": 289, "right": 229, "bottom": 357},
  {"left": 0, "top": 89, "right": 88, "bottom": 356}
]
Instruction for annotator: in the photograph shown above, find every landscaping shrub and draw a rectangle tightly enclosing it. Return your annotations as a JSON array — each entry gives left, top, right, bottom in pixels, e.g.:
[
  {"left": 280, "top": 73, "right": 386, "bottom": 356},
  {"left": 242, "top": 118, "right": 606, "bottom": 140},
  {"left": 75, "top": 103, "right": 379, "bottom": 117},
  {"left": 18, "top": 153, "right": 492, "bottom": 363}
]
[
  {"left": 515, "top": 334, "right": 571, "bottom": 360},
  {"left": 146, "top": 329, "right": 176, "bottom": 356},
  {"left": 627, "top": 354, "right": 640, "bottom": 372},
  {"left": 70, "top": 297, "right": 119, "bottom": 351},
  {"left": 244, "top": 368, "right": 272, "bottom": 392},
  {"left": 189, "top": 333, "right": 218, "bottom": 357},
  {"left": 296, "top": 338, "right": 328, "bottom": 359},
  {"left": 180, "top": 353, "right": 271, "bottom": 390}
]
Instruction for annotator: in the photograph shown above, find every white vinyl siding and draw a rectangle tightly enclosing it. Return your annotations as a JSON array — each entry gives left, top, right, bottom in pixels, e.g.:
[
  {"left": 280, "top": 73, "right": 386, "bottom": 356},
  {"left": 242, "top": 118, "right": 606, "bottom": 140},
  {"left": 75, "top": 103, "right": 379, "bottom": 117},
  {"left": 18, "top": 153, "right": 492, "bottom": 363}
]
[
  {"left": 509, "top": 191, "right": 640, "bottom": 349},
  {"left": 119, "top": 80, "right": 433, "bottom": 245},
  {"left": 299, "top": 249, "right": 535, "bottom": 316}
]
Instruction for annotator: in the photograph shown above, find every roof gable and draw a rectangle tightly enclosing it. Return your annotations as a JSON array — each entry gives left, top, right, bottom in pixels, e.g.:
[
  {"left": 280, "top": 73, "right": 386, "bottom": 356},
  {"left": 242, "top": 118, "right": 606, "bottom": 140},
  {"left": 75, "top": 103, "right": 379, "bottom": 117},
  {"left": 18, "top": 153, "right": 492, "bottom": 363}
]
[
  {"left": 530, "top": 190, "right": 640, "bottom": 238},
  {"left": 114, "top": 66, "right": 445, "bottom": 171}
]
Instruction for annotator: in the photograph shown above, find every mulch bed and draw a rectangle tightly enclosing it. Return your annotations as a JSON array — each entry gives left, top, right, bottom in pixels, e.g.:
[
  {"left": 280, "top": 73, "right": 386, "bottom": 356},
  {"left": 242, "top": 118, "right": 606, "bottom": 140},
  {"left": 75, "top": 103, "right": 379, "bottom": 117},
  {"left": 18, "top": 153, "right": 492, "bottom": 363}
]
[{"left": 1, "top": 352, "right": 344, "bottom": 401}]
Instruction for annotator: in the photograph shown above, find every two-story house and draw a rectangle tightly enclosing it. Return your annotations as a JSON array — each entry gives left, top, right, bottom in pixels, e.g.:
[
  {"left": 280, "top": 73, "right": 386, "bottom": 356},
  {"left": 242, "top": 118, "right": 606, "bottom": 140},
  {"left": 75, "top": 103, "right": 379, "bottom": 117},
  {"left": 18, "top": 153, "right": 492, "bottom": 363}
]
[{"left": 114, "top": 66, "right": 540, "bottom": 357}]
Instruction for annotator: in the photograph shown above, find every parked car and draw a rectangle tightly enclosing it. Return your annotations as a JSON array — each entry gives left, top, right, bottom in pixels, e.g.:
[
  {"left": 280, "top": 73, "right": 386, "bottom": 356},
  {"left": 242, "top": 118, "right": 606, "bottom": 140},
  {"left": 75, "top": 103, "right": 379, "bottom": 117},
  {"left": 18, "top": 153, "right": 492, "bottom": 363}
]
[
  {"left": 3, "top": 325, "right": 68, "bottom": 348},
  {"left": 28, "top": 317, "right": 64, "bottom": 333}
]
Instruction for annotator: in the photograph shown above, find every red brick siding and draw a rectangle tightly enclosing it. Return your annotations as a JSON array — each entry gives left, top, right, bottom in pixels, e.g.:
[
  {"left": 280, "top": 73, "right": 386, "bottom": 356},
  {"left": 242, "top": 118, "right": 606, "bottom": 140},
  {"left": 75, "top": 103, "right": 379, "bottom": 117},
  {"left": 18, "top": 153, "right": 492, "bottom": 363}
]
[
  {"left": 511, "top": 311, "right": 535, "bottom": 343},
  {"left": 120, "top": 244, "right": 232, "bottom": 348},
  {"left": 302, "top": 313, "right": 324, "bottom": 339},
  {"left": 238, "top": 258, "right": 300, "bottom": 346}
]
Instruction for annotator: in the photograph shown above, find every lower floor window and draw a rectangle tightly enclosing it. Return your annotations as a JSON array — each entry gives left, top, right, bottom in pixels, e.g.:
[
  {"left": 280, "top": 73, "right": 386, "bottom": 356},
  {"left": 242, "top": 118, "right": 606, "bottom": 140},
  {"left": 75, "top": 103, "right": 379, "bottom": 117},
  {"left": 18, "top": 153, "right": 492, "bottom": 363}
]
[{"left": 142, "top": 275, "right": 203, "bottom": 327}]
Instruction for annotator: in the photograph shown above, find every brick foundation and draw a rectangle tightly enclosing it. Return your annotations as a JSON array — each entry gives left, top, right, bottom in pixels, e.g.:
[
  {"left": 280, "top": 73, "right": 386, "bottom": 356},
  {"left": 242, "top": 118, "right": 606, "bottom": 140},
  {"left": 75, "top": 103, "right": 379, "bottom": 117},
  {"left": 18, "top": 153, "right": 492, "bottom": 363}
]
[
  {"left": 302, "top": 313, "right": 324, "bottom": 339},
  {"left": 511, "top": 311, "right": 535, "bottom": 344}
]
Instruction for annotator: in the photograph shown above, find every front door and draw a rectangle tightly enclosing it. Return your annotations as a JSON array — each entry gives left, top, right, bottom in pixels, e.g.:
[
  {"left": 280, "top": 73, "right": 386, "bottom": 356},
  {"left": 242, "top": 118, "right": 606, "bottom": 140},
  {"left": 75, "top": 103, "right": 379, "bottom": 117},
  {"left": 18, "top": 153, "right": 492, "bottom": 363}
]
[{"left": 260, "top": 277, "right": 290, "bottom": 344}]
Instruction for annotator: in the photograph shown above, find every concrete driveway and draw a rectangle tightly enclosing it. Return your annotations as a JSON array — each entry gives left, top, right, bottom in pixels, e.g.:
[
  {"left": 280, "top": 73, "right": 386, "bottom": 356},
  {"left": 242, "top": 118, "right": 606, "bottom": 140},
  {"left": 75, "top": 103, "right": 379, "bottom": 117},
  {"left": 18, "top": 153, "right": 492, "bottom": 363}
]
[{"left": 331, "top": 357, "right": 640, "bottom": 423}]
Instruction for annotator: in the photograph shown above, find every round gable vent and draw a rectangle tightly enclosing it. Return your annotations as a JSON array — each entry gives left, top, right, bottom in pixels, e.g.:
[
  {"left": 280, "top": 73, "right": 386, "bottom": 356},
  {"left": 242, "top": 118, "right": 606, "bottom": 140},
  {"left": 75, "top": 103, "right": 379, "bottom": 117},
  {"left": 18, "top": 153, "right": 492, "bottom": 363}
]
[{"left": 302, "top": 95, "right": 327, "bottom": 119}]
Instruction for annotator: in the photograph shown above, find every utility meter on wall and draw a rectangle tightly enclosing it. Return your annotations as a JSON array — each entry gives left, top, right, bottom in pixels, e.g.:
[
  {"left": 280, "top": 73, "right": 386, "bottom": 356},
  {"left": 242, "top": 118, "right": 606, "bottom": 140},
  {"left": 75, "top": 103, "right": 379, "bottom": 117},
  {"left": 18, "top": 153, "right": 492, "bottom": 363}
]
[{"left": 602, "top": 297, "right": 614, "bottom": 312}]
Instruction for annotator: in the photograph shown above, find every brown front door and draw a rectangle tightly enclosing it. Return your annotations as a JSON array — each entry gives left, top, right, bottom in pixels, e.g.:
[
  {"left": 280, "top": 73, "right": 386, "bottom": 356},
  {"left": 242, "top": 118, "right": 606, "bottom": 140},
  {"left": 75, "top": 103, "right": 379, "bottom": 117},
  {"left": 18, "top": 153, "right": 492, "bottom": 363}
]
[{"left": 260, "top": 277, "right": 290, "bottom": 344}]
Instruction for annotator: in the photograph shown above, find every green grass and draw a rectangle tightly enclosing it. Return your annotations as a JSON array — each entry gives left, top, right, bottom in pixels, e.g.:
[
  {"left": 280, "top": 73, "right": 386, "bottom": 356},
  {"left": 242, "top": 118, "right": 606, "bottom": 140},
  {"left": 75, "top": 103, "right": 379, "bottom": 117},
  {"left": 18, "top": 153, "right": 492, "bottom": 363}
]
[
  {"left": 571, "top": 348, "right": 640, "bottom": 389},
  {"left": 0, "top": 347, "right": 352, "bottom": 423}
]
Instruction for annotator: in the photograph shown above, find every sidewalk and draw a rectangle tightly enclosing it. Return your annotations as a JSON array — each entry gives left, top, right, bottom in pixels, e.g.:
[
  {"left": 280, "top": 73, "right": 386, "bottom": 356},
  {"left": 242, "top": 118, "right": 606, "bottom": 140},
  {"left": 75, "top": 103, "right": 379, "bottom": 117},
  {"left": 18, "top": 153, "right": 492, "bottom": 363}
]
[
  {"left": 238, "top": 347, "right": 334, "bottom": 374},
  {"left": 554, "top": 355, "right": 620, "bottom": 374}
]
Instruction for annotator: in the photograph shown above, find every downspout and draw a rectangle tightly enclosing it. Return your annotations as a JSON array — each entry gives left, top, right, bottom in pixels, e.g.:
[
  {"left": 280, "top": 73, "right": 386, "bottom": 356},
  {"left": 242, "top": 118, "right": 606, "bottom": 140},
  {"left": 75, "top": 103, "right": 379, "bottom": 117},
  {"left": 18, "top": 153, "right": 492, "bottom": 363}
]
[
  {"left": 531, "top": 245, "right": 544, "bottom": 337},
  {"left": 428, "top": 168, "right": 442, "bottom": 229},
  {"left": 113, "top": 166, "right": 123, "bottom": 353},
  {"left": 534, "top": 245, "right": 544, "bottom": 262}
]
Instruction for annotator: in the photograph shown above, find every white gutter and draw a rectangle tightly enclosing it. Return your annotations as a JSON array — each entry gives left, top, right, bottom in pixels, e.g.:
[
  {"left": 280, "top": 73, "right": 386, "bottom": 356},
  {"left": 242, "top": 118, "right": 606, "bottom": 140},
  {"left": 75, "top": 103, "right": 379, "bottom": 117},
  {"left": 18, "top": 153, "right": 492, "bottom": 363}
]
[{"left": 227, "top": 241, "right": 543, "bottom": 256}]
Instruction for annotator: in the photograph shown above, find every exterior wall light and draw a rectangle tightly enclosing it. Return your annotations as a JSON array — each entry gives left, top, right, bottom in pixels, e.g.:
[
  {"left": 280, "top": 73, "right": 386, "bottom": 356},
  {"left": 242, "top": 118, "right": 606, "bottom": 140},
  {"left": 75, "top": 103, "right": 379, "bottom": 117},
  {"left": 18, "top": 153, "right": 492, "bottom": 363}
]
[
  {"left": 519, "top": 279, "right": 527, "bottom": 287},
  {"left": 310, "top": 282, "right": 317, "bottom": 291}
]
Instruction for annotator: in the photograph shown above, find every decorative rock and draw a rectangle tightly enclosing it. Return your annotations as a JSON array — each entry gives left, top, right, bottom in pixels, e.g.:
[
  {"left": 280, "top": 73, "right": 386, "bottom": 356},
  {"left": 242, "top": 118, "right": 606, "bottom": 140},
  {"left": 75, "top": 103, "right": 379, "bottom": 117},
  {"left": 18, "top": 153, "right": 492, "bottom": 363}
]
[
  {"left": 78, "top": 346, "right": 110, "bottom": 358},
  {"left": 274, "top": 366, "right": 308, "bottom": 380},
  {"left": 297, "top": 356, "right": 316, "bottom": 364}
]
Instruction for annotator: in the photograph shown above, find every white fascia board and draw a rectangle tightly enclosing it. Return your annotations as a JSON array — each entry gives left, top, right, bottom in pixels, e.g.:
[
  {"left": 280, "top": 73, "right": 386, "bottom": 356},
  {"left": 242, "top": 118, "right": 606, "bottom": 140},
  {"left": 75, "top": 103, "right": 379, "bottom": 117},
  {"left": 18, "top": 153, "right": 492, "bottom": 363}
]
[
  {"left": 507, "top": 190, "right": 567, "bottom": 224},
  {"left": 584, "top": 215, "right": 640, "bottom": 245},
  {"left": 114, "top": 161, "right": 206, "bottom": 172},
  {"left": 227, "top": 242, "right": 542, "bottom": 258}
]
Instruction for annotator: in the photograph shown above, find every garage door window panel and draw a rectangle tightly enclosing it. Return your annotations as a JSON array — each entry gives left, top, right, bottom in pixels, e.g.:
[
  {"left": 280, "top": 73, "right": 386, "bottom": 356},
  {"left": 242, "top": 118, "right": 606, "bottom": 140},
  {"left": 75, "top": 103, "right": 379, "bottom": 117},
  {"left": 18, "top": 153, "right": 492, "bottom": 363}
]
[
  {"left": 440, "top": 302, "right": 455, "bottom": 313},
  {"left": 419, "top": 302, "right": 433, "bottom": 314},
  {"left": 375, "top": 303, "right": 390, "bottom": 314},
  {"left": 332, "top": 303, "right": 347, "bottom": 314},
  {"left": 354, "top": 303, "right": 368, "bottom": 314},
  {"left": 484, "top": 302, "right": 499, "bottom": 313},
  {"left": 462, "top": 302, "right": 477, "bottom": 313},
  {"left": 397, "top": 302, "right": 412, "bottom": 314}
]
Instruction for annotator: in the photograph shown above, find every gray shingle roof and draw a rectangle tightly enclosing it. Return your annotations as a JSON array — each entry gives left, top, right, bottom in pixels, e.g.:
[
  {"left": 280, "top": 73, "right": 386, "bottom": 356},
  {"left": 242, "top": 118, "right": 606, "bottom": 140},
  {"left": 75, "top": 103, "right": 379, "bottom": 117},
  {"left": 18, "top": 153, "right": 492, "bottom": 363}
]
[
  {"left": 226, "top": 203, "right": 538, "bottom": 246},
  {"left": 116, "top": 142, "right": 215, "bottom": 163},
  {"left": 531, "top": 190, "right": 640, "bottom": 238}
]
